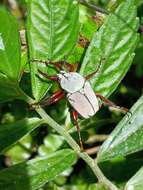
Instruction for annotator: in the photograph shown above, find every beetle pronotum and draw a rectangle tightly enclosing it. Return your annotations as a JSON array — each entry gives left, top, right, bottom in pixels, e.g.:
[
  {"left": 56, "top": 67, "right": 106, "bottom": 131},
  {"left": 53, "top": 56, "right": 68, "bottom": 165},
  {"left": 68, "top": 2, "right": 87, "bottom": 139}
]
[{"left": 31, "top": 59, "right": 129, "bottom": 150}]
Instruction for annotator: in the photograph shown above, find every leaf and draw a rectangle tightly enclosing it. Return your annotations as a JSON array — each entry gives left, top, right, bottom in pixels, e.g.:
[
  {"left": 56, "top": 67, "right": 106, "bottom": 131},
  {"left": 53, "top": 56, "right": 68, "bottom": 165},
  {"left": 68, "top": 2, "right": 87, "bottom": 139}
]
[
  {"left": 135, "top": 0, "right": 143, "bottom": 6},
  {"left": 0, "top": 72, "right": 28, "bottom": 103},
  {"left": 0, "top": 8, "right": 21, "bottom": 80},
  {"left": 62, "top": 184, "right": 107, "bottom": 190},
  {"left": 5, "top": 135, "right": 33, "bottom": 164},
  {"left": 88, "top": 184, "right": 107, "bottom": 190},
  {"left": 45, "top": 184, "right": 65, "bottom": 190},
  {"left": 27, "top": 0, "right": 79, "bottom": 100},
  {"left": 0, "top": 149, "right": 77, "bottom": 190},
  {"left": 0, "top": 8, "right": 26, "bottom": 102},
  {"left": 0, "top": 117, "right": 43, "bottom": 153},
  {"left": 79, "top": 5, "right": 98, "bottom": 40},
  {"left": 38, "top": 134, "right": 64, "bottom": 156},
  {"left": 125, "top": 167, "right": 143, "bottom": 190},
  {"left": 0, "top": 73, "right": 20, "bottom": 103},
  {"left": 134, "top": 39, "right": 143, "bottom": 78},
  {"left": 80, "top": 0, "right": 139, "bottom": 97},
  {"left": 97, "top": 95, "right": 143, "bottom": 162}
]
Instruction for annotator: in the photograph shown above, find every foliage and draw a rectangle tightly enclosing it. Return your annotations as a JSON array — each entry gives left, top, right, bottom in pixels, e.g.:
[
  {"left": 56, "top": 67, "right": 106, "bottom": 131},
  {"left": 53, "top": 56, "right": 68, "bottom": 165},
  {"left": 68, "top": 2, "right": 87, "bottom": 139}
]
[{"left": 0, "top": 0, "right": 142, "bottom": 190}]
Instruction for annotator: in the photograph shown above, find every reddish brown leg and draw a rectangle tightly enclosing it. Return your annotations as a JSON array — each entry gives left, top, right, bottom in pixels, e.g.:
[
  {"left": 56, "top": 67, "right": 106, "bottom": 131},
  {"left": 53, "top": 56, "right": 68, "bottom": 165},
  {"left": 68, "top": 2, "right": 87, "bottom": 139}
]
[
  {"left": 71, "top": 62, "right": 80, "bottom": 72},
  {"left": 38, "top": 70, "right": 59, "bottom": 82},
  {"left": 61, "top": 55, "right": 80, "bottom": 72},
  {"left": 85, "top": 59, "right": 103, "bottom": 80},
  {"left": 78, "top": 35, "right": 90, "bottom": 48},
  {"left": 31, "top": 58, "right": 62, "bottom": 71},
  {"left": 40, "top": 90, "right": 65, "bottom": 107},
  {"left": 96, "top": 93, "right": 129, "bottom": 113},
  {"left": 31, "top": 58, "right": 77, "bottom": 72},
  {"left": 31, "top": 90, "right": 65, "bottom": 109},
  {"left": 72, "top": 111, "right": 84, "bottom": 150},
  {"left": 63, "top": 62, "right": 77, "bottom": 72}
]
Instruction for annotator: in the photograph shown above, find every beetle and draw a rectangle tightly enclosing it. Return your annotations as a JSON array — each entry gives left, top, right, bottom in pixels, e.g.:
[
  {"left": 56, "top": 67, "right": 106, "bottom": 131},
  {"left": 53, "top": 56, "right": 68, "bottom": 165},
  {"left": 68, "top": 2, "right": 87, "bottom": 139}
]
[{"left": 31, "top": 59, "right": 129, "bottom": 150}]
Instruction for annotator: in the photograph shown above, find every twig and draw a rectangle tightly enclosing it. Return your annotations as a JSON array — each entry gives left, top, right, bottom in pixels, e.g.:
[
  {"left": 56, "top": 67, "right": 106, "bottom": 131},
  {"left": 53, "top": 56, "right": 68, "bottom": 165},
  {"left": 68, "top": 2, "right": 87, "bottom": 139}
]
[
  {"left": 85, "top": 146, "right": 100, "bottom": 155},
  {"left": 8, "top": 0, "right": 18, "bottom": 10},
  {"left": 77, "top": 0, "right": 109, "bottom": 15},
  {"left": 78, "top": 0, "right": 138, "bottom": 33},
  {"left": 86, "top": 134, "right": 108, "bottom": 144},
  {"left": 20, "top": 90, "right": 119, "bottom": 190},
  {"left": 37, "top": 107, "right": 119, "bottom": 190},
  {"left": 19, "top": 29, "right": 27, "bottom": 50}
]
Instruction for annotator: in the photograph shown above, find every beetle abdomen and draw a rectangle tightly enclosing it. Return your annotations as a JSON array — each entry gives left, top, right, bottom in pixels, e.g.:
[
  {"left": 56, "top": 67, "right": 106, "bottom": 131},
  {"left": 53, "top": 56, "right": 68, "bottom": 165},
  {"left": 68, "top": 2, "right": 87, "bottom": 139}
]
[{"left": 68, "top": 81, "right": 99, "bottom": 119}]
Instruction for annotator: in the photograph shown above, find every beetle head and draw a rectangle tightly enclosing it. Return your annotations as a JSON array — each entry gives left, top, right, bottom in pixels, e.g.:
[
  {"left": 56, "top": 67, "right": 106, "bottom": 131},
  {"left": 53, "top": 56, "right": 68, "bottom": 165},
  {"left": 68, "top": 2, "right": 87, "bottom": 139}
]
[
  {"left": 57, "top": 70, "right": 67, "bottom": 80},
  {"left": 57, "top": 71, "right": 85, "bottom": 93}
]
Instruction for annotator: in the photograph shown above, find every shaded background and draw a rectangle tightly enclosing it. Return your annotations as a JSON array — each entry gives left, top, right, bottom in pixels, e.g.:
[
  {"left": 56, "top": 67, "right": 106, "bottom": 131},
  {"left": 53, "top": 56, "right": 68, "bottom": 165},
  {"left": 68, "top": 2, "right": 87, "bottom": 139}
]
[{"left": 0, "top": 0, "right": 143, "bottom": 189}]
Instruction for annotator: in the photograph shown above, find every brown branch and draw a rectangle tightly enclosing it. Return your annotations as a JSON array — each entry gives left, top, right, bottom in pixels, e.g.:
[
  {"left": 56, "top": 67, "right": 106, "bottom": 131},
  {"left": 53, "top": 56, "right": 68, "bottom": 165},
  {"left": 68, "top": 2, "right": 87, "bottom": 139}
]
[
  {"left": 19, "top": 29, "right": 27, "bottom": 50},
  {"left": 85, "top": 146, "right": 100, "bottom": 155},
  {"left": 86, "top": 134, "right": 108, "bottom": 144},
  {"left": 77, "top": 0, "right": 109, "bottom": 15}
]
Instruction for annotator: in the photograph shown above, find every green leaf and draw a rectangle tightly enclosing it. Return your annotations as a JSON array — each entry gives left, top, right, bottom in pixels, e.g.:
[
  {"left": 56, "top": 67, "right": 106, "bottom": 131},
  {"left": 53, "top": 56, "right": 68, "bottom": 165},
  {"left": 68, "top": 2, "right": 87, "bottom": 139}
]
[
  {"left": 5, "top": 135, "right": 33, "bottom": 164},
  {"left": 79, "top": 5, "right": 98, "bottom": 40},
  {"left": 44, "top": 184, "right": 65, "bottom": 190},
  {"left": 97, "top": 95, "right": 143, "bottom": 162},
  {"left": 0, "top": 149, "right": 77, "bottom": 190},
  {"left": 0, "top": 8, "right": 21, "bottom": 80},
  {"left": 38, "top": 134, "right": 64, "bottom": 156},
  {"left": 88, "top": 183, "right": 107, "bottom": 190},
  {"left": 125, "top": 167, "right": 143, "bottom": 190},
  {"left": 0, "top": 117, "right": 43, "bottom": 153},
  {"left": 27, "top": 0, "right": 79, "bottom": 100},
  {"left": 0, "top": 73, "right": 28, "bottom": 103},
  {"left": 62, "top": 184, "right": 107, "bottom": 190},
  {"left": 135, "top": 0, "right": 143, "bottom": 6},
  {"left": 0, "top": 8, "right": 26, "bottom": 102},
  {"left": 80, "top": 0, "right": 139, "bottom": 97},
  {"left": 0, "top": 73, "right": 21, "bottom": 103}
]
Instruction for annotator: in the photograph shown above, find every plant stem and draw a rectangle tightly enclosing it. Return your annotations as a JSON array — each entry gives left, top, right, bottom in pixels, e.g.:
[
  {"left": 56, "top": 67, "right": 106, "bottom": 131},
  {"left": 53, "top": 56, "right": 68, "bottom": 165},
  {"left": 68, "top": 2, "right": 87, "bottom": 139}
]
[
  {"left": 35, "top": 107, "right": 119, "bottom": 190},
  {"left": 80, "top": 153, "right": 119, "bottom": 190},
  {"left": 23, "top": 92, "right": 119, "bottom": 190},
  {"left": 77, "top": 0, "right": 109, "bottom": 14},
  {"left": 36, "top": 107, "right": 81, "bottom": 153}
]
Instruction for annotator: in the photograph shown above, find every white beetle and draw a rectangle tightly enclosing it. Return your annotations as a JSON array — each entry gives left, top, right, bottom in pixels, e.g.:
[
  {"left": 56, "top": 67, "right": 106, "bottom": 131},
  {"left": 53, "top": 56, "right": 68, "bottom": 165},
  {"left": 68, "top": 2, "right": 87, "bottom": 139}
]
[
  {"left": 57, "top": 71, "right": 99, "bottom": 119},
  {"left": 32, "top": 59, "right": 128, "bottom": 149}
]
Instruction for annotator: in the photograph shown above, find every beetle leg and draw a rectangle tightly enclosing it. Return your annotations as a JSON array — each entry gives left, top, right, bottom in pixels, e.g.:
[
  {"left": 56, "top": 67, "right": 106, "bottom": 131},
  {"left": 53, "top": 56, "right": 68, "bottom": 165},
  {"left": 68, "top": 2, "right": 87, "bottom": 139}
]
[
  {"left": 63, "top": 62, "right": 76, "bottom": 72},
  {"left": 62, "top": 57, "right": 79, "bottom": 72},
  {"left": 31, "top": 58, "right": 62, "bottom": 71},
  {"left": 40, "top": 90, "right": 65, "bottom": 107},
  {"left": 78, "top": 35, "right": 90, "bottom": 48},
  {"left": 31, "top": 58, "right": 49, "bottom": 66},
  {"left": 96, "top": 93, "right": 130, "bottom": 114},
  {"left": 38, "top": 69, "right": 59, "bottom": 82},
  {"left": 72, "top": 111, "right": 84, "bottom": 150},
  {"left": 85, "top": 62, "right": 102, "bottom": 80},
  {"left": 62, "top": 55, "right": 80, "bottom": 72},
  {"left": 31, "top": 90, "right": 65, "bottom": 109},
  {"left": 31, "top": 58, "right": 79, "bottom": 72}
]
